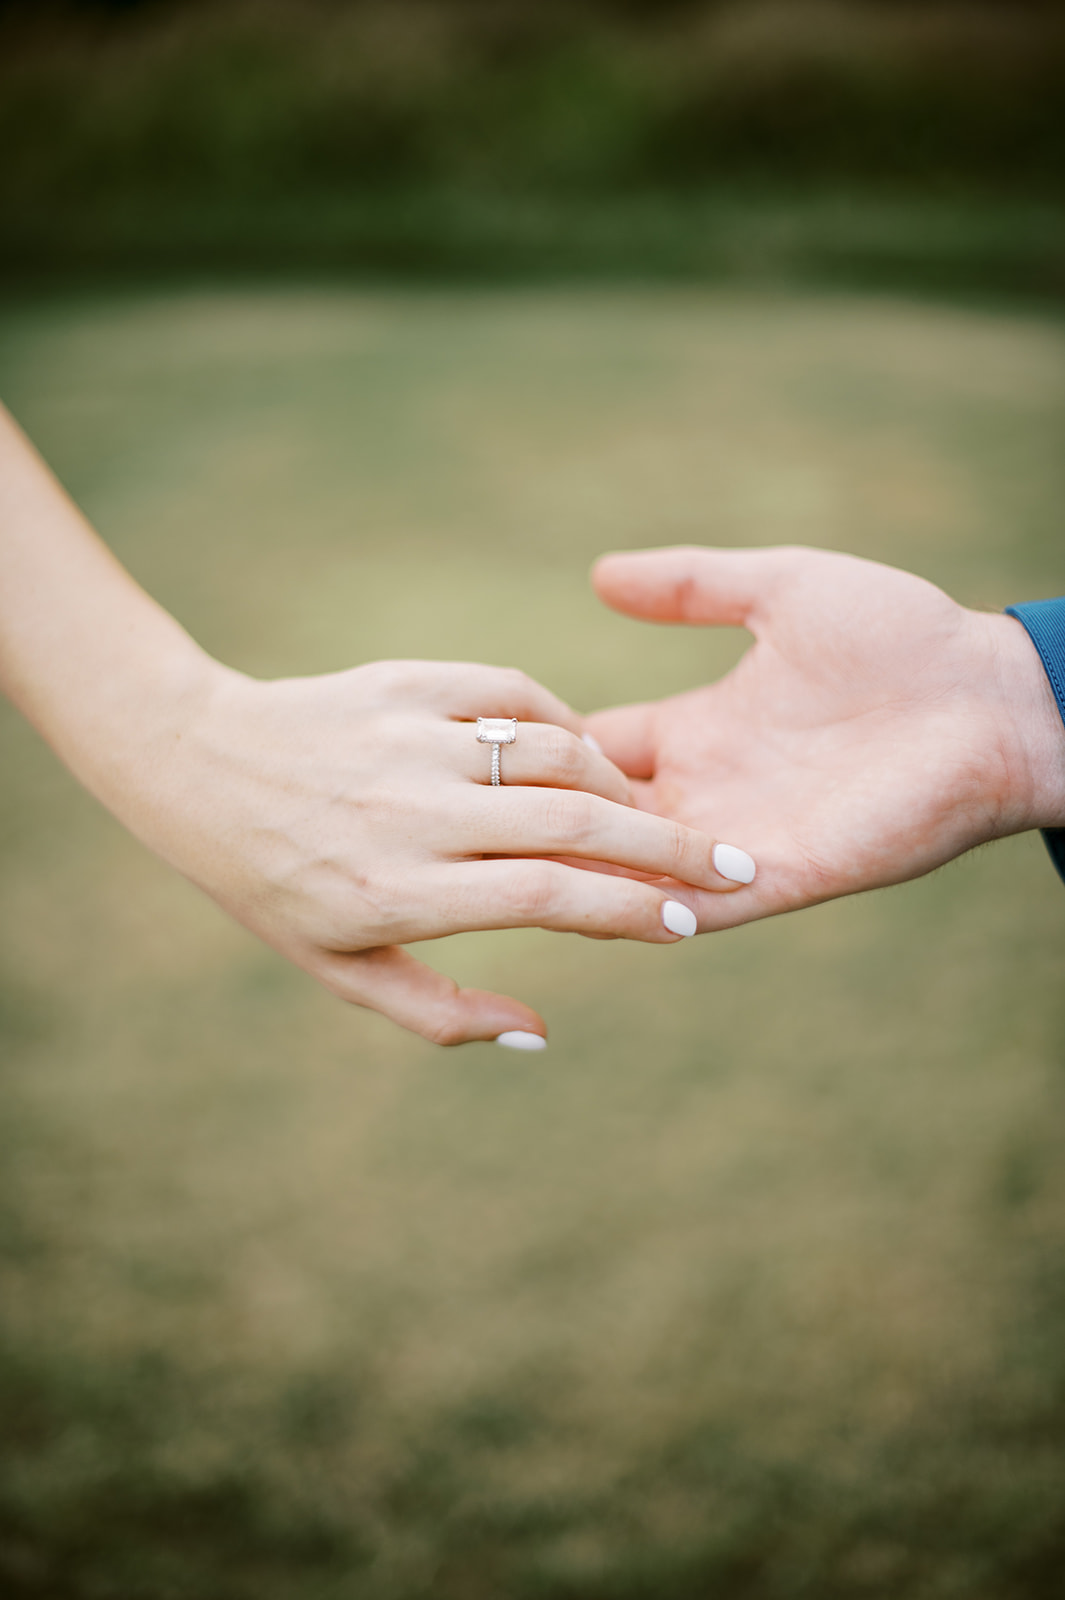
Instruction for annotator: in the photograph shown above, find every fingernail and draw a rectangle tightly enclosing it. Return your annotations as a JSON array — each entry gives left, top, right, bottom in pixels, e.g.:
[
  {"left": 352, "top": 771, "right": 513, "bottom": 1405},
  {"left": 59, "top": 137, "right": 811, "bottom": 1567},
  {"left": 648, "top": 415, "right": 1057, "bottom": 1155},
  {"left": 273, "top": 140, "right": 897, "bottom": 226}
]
[
  {"left": 712, "top": 843, "right": 756, "bottom": 885},
  {"left": 496, "top": 1031, "right": 548, "bottom": 1052},
  {"left": 582, "top": 732, "right": 603, "bottom": 754},
  {"left": 662, "top": 900, "right": 697, "bottom": 938}
]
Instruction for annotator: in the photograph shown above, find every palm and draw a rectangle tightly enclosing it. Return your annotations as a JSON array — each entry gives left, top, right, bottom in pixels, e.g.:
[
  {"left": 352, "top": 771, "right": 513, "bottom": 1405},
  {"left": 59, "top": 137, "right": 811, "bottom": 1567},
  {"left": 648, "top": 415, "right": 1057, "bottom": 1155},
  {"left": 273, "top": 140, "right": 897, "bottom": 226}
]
[{"left": 588, "top": 547, "right": 1006, "bottom": 931}]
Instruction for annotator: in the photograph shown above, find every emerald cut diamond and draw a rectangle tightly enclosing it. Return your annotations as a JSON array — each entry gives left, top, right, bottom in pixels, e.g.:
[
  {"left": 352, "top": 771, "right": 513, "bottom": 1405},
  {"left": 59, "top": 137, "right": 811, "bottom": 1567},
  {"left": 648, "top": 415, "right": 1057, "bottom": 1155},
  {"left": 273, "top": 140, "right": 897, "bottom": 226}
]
[{"left": 476, "top": 717, "right": 517, "bottom": 744}]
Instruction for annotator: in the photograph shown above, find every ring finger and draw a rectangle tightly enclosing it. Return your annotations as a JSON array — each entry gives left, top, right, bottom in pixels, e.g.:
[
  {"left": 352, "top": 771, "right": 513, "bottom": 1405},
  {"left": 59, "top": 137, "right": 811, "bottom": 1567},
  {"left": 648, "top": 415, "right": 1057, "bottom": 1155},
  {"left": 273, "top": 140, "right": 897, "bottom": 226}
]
[{"left": 450, "top": 719, "right": 633, "bottom": 806}]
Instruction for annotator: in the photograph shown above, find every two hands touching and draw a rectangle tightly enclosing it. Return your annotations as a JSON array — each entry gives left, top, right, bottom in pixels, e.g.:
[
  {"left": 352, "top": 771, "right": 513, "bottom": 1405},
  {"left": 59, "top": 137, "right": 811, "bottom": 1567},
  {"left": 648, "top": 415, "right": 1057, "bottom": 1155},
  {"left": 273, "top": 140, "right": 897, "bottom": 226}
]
[
  {"left": 152, "top": 549, "right": 1063, "bottom": 1048},
  {"left": 115, "top": 658, "right": 749, "bottom": 1048},
  {"left": 3, "top": 404, "right": 1063, "bottom": 1048}
]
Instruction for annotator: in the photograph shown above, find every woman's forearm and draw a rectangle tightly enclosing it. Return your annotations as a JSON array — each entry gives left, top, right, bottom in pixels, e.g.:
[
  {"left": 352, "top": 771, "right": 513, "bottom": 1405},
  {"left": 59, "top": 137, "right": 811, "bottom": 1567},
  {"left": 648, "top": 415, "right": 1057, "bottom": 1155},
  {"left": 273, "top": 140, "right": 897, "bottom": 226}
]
[
  {"left": 1, "top": 405, "right": 744, "bottom": 1045},
  {"left": 0, "top": 403, "right": 219, "bottom": 828}
]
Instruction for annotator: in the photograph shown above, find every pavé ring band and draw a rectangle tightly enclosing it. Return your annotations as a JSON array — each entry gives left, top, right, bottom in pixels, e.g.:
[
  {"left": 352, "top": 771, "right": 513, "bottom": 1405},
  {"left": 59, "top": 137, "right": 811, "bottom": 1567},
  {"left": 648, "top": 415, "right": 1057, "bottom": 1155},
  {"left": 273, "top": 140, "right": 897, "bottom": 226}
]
[{"left": 476, "top": 717, "right": 517, "bottom": 785}]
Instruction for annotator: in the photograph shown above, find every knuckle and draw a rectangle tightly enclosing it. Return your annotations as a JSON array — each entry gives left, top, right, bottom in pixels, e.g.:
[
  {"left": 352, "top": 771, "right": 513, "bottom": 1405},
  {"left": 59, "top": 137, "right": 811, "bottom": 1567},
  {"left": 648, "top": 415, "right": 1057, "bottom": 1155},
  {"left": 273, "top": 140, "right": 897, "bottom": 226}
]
[
  {"left": 770, "top": 545, "right": 814, "bottom": 592},
  {"left": 424, "top": 1012, "right": 469, "bottom": 1048},
  {"left": 675, "top": 573, "right": 703, "bottom": 623},
  {"left": 611, "top": 878, "right": 648, "bottom": 926},
  {"left": 359, "top": 783, "right": 417, "bottom": 827},
  {"left": 499, "top": 665, "right": 542, "bottom": 710},
  {"left": 651, "top": 815, "right": 704, "bottom": 880},
  {"left": 325, "top": 873, "right": 405, "bottom": 949},
  {"left": 354, "top": 659, "right": 423, "bottom": 702},
  {"left": 544, "top": 792, "right": 595, "bottom": 850},
  {"left": 540, "top": 727, "right": 584, "bottom": 783},
  {"left": 665, "top": 817, "right": 695, "bottom": 867},
  {"left": 505, "top": 864, "right": 559, "bottom": 923}
]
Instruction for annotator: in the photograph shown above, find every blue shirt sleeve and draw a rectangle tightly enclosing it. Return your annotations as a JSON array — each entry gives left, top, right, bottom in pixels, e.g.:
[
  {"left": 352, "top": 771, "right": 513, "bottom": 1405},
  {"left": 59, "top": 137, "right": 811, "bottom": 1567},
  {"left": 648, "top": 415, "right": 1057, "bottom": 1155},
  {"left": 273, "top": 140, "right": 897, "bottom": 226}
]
[{"left": 1004, "top": 597, "right": 1065, "bottom": 886}]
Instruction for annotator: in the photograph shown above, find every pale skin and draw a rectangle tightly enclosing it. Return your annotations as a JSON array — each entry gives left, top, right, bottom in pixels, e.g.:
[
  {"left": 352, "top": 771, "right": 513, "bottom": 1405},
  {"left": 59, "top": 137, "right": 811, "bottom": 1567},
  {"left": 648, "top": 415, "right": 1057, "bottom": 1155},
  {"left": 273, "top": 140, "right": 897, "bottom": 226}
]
[
  {"left": 0, "top": 408, "right": 750, "bottom": 1048},
  {"left": 587, "top": 545, "right": 1065, "bottom": 930},
  {"left": 7, "top": 406, "right": 1059, "bottom": 1051}
]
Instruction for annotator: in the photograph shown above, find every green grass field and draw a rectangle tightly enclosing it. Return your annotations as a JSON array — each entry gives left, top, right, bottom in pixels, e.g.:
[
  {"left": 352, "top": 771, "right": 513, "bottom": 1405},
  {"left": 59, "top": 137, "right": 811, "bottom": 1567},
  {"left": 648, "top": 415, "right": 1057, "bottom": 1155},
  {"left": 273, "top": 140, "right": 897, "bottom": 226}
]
[{"left": 1, "top": 284, "right": 1064, "bottom": 1599}]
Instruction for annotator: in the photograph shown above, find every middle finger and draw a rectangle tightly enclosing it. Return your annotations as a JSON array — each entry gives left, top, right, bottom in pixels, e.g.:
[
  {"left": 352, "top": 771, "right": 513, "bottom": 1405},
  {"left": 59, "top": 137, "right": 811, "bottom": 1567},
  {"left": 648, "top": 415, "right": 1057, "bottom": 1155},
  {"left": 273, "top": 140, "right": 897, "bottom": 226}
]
[{"left": 450, "top": 786, "right": 747, "bottom": 893}]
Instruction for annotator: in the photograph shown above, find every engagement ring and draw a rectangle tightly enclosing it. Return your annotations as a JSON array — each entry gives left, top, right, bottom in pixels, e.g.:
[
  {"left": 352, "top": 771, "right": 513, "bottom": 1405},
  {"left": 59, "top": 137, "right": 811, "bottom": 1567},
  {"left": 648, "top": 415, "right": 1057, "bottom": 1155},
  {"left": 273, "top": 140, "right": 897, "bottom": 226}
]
[{"left": 476, "top": 717, "right": 517, "bottom": 785}]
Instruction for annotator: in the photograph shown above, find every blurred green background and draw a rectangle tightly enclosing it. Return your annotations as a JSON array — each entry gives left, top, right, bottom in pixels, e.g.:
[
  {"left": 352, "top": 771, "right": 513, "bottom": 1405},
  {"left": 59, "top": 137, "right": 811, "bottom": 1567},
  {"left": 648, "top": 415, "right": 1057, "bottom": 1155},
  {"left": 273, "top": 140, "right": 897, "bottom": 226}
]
[
  {"left": 2, "top": 5, "right": 1065, "bottom": 1600},
  {"left": 1, "top": 0, "right": 1064, "bottom": 291}
]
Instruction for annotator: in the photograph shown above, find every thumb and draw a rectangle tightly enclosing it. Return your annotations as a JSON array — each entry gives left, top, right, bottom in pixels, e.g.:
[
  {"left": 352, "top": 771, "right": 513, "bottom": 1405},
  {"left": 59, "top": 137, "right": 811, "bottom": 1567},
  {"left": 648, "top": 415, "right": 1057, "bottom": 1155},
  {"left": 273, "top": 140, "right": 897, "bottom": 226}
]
[
  {"left": 592, "top": 545, "right": 797, "bottom": 629},
  {"left": 316, "top": 944, "right": 548, "bottom": 1052}
]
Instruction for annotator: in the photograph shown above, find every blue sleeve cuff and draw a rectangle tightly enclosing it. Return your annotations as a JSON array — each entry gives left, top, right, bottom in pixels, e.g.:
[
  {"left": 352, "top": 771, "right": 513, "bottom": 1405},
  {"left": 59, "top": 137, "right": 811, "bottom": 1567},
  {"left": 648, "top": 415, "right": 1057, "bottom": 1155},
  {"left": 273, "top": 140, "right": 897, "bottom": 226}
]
[{"left": 1004, "top": 597, "right": 1065, "bottom": 887}]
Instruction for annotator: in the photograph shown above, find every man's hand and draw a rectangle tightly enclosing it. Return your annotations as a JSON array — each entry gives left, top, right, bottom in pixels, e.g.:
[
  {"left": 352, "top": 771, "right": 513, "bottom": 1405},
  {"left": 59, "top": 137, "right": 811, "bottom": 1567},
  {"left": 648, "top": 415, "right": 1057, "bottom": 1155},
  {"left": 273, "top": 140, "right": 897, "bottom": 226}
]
[{"left": 587, "top": 546, "right": 1065, "bottom": 932}]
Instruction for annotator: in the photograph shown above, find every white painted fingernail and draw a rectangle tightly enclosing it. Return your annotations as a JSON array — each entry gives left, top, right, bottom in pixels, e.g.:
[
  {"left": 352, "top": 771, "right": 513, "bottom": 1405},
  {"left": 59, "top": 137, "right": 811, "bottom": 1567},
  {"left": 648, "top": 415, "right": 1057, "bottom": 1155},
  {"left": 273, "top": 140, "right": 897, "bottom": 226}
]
[
  {"left": 582, "top": 732, "right": 603, "bottom": 754},
  {"left": 712, "top": 843, "right": 757, "bottom": 884},
  {"left": 662, "top": 900, "right": 697, "bottom": 938},
  {"left": 496, "top": 1031, "right": 548, "bottom": 1052}
]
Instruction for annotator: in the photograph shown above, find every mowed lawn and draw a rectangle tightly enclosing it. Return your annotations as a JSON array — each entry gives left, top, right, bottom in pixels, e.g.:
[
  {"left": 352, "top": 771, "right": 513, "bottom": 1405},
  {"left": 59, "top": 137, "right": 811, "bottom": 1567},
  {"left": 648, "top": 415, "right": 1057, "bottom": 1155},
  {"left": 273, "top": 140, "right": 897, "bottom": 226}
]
[{"left": 1, "top": 286, "right": 1064, "bottom": 1600}]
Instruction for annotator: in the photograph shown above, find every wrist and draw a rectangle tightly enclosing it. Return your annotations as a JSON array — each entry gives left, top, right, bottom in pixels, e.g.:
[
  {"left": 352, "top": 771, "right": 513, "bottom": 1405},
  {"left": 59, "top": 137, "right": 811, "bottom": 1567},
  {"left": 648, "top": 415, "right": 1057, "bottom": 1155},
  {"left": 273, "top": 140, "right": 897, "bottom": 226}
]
[
  {"left": 63, "top": 631, "right": 231, "bottom": 839},
  {"left": 977, "top": 610, "right": 1065, "bottom": 836}
]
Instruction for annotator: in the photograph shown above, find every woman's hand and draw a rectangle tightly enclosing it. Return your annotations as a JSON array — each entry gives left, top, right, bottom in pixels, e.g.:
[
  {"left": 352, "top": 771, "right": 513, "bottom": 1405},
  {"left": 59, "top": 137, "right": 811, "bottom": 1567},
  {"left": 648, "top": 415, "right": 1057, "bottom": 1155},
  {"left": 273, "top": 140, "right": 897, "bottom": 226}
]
[
  {"left": 0, "top": 405, "right": 750, "bottom": 1051},
  {"left": 112, "top": 656, "right": 749, "bottom": 1047}
]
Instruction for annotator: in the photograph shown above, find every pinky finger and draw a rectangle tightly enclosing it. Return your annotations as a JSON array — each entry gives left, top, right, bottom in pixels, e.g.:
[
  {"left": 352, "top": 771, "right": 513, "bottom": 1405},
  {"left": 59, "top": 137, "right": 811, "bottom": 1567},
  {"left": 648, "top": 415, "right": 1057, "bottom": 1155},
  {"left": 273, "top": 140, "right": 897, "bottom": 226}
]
[{"left": 316, "top": 944, "right": 548, "bottom": 1052}]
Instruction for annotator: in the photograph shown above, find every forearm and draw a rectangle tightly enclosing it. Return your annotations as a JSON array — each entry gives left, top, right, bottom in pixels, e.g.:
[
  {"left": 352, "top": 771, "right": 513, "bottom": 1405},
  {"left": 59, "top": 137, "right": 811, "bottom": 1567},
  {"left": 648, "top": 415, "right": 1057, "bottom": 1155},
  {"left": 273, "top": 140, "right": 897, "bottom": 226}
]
[{"left": 0, "top": 403, "right": 221, "bottom": 828}]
